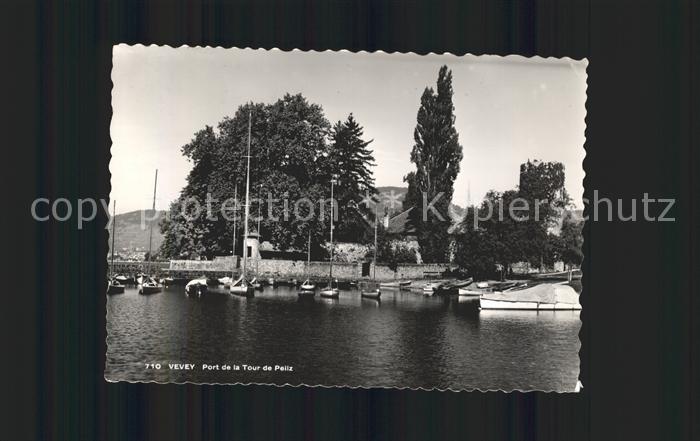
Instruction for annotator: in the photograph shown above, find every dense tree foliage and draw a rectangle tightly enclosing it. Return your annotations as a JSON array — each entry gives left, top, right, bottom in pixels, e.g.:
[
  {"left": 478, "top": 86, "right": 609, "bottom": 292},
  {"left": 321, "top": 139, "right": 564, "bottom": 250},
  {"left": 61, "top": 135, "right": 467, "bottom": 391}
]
[
  {"left": 159, "top": 95, "right": 377, "bottom": 259},
  {"left": 403, "top": 65, "right": 463, "bottom": 263},
  {"left": 454, "top": 161, "right": 574, "bottom": 279},
  {"left": 326, "top": 114, "right": 376, "bottom": 242},
  {"left": 517, "top": 160, "right": 570, "bottom": 267},
  {"left": 552, "top": 211, "right": 584, "bottom": 267}
]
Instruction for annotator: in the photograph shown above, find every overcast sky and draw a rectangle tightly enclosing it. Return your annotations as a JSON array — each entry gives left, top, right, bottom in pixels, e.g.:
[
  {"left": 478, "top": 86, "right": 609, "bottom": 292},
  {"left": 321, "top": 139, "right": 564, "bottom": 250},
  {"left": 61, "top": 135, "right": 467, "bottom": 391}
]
[{"left": 111, "top": 45, "right": 587, "bottom": 214}]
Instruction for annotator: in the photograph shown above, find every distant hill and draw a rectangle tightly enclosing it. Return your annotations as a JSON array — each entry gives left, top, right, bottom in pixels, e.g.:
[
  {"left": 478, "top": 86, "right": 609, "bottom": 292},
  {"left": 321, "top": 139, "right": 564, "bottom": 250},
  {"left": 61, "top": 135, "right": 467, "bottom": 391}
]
[
  {"left": 109, "top": 209, "right": 166, "bottom": 253},
  {"left": 375, "top": 186, "right": 409, "bottom": 216}
]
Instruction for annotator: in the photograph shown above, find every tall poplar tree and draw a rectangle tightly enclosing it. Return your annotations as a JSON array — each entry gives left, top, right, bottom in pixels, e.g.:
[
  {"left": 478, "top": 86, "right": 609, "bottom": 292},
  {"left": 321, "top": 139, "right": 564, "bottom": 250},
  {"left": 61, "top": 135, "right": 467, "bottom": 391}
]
[{"left": 404, "top": 65, "right": 463, "bottom": 263}]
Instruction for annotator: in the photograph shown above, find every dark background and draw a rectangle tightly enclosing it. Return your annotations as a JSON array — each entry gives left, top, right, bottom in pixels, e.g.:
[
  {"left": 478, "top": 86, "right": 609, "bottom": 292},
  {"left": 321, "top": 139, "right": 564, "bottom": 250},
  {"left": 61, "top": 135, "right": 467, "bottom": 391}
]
[{"left": 2, "top": 0, "right": 698, "bottom": 439}]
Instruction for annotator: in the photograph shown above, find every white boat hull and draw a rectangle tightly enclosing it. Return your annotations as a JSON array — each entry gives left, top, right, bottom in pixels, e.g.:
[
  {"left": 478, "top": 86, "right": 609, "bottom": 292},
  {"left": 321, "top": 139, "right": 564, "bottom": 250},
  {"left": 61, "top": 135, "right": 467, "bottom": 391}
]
[
  {"left": 479, "top": 298, "right": 581, "bottom": 310},
  {"left": 298, "top": 289, "right": 315, "bottom": 297},
  {"left": 138, "top": 284, "right": 162, "bottom": 295},
  {"left": 320, "top": 288, "right": 339, "bottom": 298},
  {"left": 458, "top": 288, "right": 484, "bottom": 296},
  {"left": 361, "top": 290, "right": 381, "bottom": 300},
  {"left": 230, "top": 285, "right": 254, "bottom": 296}
]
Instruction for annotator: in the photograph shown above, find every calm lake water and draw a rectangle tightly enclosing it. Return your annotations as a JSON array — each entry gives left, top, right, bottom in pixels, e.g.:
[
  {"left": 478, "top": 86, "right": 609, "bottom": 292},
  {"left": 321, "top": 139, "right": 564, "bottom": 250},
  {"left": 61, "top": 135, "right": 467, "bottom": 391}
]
[{"left": 106, "top": 285, "right": 581, "bottom": 391}]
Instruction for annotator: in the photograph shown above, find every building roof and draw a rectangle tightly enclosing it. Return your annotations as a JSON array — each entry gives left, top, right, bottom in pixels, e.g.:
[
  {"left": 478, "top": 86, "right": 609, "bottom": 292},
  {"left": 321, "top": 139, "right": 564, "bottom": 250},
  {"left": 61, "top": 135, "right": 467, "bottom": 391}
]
[{"left": 386, "top": 208, "right": 416, "bottom": 235}]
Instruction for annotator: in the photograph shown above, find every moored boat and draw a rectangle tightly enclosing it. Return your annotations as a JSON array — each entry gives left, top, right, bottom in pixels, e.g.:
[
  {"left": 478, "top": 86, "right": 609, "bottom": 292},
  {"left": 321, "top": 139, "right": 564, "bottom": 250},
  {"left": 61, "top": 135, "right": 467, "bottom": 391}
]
[
  {"left": 360, "top": 289, "right": 381, "bottom": 300},
  {"left": 458, "top": 287, "right": 486, "bottom": 296},
  {"left": 229, "top": 111, "right": 256, "bottom": 298},
  {"left": 185, "top": 278, "right": 208, "bottom": 297},
  {"left": 139, "top": 169, "right": 161, "bottom": 296},
  {"left": 438, "top": 278, "right": 474, "bottom": 294},
  {"left": 107, "top": 201, "right": 126, "bottom": 296},
  {"left": 298, "top": 288, "right": 316, "bottom": 297},
  {"left": 218, "top": 276, "right": 233, "bottom": 287},
  {"left": 230, "top": 277, "right": 254, "bottom": 297},
  {"left": 533, "top": 269, "right": 582, "bottom": 281},
  {"left": 298, "top": 233, "right": 316, "bottom": 295},
  {"left": 422, "top": 282, "right": 439, "bottom": 296},
  {"left": 320, "top": 287, "right": 339, "bottom": 298},
  {"left": 107, "top": 279, "right": 125, "bottom": 295},
  {"left": 138, "top": 277, "right": 162, "bottom": 295},
  {"left": 250, "top": 277, "right": 263, "bottom": 290},
  {"left": 379, "top": 280, "right": 412, "bottom": 289},
  {"left": 114, "top": 274, "right": 132, "bottom": 285},
  {"left": 319, "top": 176, "right": 339, "bottom": 300},
  {"left": 161, "top": 276, "right": 175, "bottom": 286},
  {"left": 300, "top": 279, "right": 316, "bottom": 291},
  {"left": 479, "top": 283, "right": 581, "bottom": 310}
]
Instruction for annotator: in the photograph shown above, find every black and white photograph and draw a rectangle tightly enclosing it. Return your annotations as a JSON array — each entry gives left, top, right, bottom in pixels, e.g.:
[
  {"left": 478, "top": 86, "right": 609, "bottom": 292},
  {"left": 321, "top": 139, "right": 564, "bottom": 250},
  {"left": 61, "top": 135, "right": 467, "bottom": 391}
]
[{"left": 106, "top": 45, "right": 587, "bottom": 392}]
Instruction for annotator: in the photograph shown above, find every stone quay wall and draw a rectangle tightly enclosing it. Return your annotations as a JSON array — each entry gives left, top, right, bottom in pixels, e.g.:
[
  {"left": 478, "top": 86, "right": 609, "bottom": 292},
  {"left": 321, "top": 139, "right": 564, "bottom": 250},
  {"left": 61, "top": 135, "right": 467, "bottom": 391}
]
[
  {"left": 109, "top": 260, "right": 170, "bottom": 275},
  {"left": 165, "top": 258, "right": 455, "bottom": 281}
]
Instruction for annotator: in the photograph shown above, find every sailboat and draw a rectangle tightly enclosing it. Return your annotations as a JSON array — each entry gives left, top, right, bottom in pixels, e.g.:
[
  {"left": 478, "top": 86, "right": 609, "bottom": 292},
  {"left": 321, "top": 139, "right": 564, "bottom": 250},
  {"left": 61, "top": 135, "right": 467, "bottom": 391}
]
[
  {"left": 107, "top": 200, "right": 125, "bottom": 295},
  {"left": 249, "top": 276, "right": 262, "bottom": 290},
  {"left": 361, "top": 202, "right": 381, "bottom": 300},
  {"left": 250, "top": 184, "right": 263, "bottom": 291},
  {"left": 138, "top": 170, "right": 163, "bottom": 295},
  {"left": 320, "top": 176, "right": 340, "bottom": 299},
  {"left": 299, "top": 232, "right": 316, "bottom": 296},
  {"left": 230, "top": 111, "right": 255, "bottom": 297}
]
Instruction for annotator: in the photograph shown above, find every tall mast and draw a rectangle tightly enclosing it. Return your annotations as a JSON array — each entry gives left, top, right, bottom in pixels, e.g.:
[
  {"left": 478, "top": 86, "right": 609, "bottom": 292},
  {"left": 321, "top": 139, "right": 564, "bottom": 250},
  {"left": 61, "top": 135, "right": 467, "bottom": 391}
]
[
  {"left": 147, "top": 169, "right": 158, "bottom": 275},
  {"left": 373, "top": 202, "right": 378, "bottom": 280},
  {"left": 256, "top": 183, "right": 262, "bottom": 277},
  {"left": 242, "top": 111, "right": 252, "bottom": 282},
  {"left": 111, "top": 199, "right": 117, "bottom": 278},
  {"left": 329, "top": 176, "right": 336, "bottom": 286},
  {"left": 232, "top": 182, "right": 238, "bottom": 278},
  {"left": 307, "top": 231, "right": 311, "bottom": 280}
]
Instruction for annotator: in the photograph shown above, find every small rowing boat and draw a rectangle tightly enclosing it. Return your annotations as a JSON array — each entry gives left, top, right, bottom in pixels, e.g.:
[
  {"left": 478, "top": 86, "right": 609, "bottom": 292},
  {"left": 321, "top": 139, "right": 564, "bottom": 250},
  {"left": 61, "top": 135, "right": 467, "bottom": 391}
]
[
  {"left": 361, "top": 289, "right": 381, "bottom": 300},
  {"left": 422, "top": 283, "right": 438, "bottom": 296},
  {"left": 379, "top": 280, "right": 412, "bottom": 289},
  {"left": 458, "top": 287, "right": 486, "bottom": 296}
]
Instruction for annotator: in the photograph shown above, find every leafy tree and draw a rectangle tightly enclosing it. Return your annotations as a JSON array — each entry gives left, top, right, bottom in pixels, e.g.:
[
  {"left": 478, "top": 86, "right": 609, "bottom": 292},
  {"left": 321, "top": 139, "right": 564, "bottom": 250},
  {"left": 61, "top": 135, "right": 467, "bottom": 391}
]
[
  {"left": 454, "top": 160, "right": 576, "bottom": 278},
  {"left": 454, "top": 191, "right": 525, "bottom": 280},
  {"left": 160, "top": 127, "right": 232, "bottom": 259},
  {"left": 517, "top": 160, "right": 570, "bottom": 268},
  {"left": 144, "top": 251, "right": 159, "bottom": 262},
  {"left": 557, "top": 211, "right": 584, "bottom": 267},
  {"left": 453, "top": 206, "right": 500, "bottom": 280},
  {"left": 404, "top": 65, "right": 463, "bottom": 263},
  {"left": 161, "top": 94, "right": 380, "bottom": 259}
]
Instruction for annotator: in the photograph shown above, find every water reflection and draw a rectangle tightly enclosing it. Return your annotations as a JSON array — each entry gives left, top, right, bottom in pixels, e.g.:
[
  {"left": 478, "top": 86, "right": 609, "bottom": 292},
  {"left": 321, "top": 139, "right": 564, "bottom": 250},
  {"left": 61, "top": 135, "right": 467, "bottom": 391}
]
[{"left": 106, "top": 284, "right": 581, "bottom": 391}]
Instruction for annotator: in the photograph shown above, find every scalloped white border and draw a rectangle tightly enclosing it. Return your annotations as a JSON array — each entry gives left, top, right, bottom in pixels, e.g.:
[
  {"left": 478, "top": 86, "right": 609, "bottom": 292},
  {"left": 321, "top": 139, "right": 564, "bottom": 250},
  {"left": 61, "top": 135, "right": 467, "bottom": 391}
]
[{"left": 107, "top": 44, "right": 588, "bottom": 393}]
